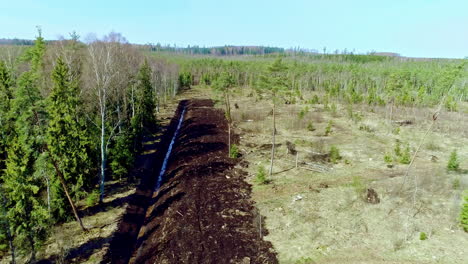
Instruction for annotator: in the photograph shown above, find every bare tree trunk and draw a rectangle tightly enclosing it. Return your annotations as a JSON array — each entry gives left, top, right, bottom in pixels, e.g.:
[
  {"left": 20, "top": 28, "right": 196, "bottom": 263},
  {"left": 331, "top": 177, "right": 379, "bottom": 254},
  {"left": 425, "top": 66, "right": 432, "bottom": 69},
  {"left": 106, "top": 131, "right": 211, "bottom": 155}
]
[
  {"left": 99, "top": 107, "right": 106, "bottom": 203},
  {"left": 131, "top": 83, "right": 135, "bottom": 118},
  {"left": 8, "top": 230, "right": 15, "bottom": 264},
  {"left": 269, "top": 101, "right": 276, "bottom": 177},
  {"left": 225, "top": 92, "right": 232, "bottom": 154},
  {"left": 44, "top": 175, "right": 50, "bottom": 213},
  {"left": 28, "top": 233, "right": 35, "bottom": 263},
  {"left": 49, "top": 152, "right": 86, "bottom": 231}
]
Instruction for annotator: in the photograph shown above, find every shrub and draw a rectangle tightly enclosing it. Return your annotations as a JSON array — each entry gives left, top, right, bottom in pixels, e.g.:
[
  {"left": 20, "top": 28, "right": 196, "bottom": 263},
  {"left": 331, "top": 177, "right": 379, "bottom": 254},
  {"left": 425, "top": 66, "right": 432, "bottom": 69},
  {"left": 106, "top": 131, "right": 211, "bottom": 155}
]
[
  {"left": 307, "top": 121, "right": 315, "bottom": 131},
  {"left": 419, "top": 232, "right": 427, "bottom": 240},
  {"left": 461, "top": 193, "right": 468, "bottom": 232},
  {"left": 400, "top": 144, "right": 411, "bottom": 164},
  {"left": 86, "top": 190, "right": 100, "bottom": 207},
  {"left": 298, "top": 106, "right": 309, "bottom": 120},
  {"left": 329, "top": 145, "right": 341, "bottom": 164},
  {"left": 325, "top": 120, "right": 333, "bottom": 136},
  {"left": 453, "top": 178, "right": 461, "bottom": 190},
  {"left": 384, "top": 153, "right": 393, "bottom": 164},
  {"left": 229, "top": 144, "right": 239, "bottom": 158},
  {"left": 394, "top": 140, "right": 402, "bottom": 157},
  {"left": 447, "top": 149, "right": 460, "bottom": 171},
  {"left": 256, "top": 166, "right": 268, "bottom": 184},
  {"left": 309, "top": 94, "right": 320, "bottom": 104}
]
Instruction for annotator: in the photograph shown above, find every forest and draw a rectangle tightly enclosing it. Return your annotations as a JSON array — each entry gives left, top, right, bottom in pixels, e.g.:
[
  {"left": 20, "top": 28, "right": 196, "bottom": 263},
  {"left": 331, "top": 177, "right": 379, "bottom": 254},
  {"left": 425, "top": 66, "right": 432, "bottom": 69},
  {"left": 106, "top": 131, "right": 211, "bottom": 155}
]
[
  {"left": 0, "top": 30, "right": 467, "bottom": 263},
  {"left": 0, "top": 30, "right": 179, "bottom": 262}
]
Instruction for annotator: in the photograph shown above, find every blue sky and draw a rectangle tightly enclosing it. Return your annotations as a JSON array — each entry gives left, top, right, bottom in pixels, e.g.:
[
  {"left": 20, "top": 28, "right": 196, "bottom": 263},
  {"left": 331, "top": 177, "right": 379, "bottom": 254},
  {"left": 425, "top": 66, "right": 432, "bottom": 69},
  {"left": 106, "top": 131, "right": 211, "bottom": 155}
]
[{"left": 0, "top": 0, "right": 467, "bottom": 58}]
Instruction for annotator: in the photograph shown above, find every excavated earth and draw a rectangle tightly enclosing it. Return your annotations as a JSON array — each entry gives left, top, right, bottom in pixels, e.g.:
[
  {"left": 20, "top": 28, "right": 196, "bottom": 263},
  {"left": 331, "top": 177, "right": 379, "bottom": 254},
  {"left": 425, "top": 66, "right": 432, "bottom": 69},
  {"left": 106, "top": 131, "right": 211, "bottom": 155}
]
[{"left": 106, "top": 99, "right": 277, "bottom": 264}]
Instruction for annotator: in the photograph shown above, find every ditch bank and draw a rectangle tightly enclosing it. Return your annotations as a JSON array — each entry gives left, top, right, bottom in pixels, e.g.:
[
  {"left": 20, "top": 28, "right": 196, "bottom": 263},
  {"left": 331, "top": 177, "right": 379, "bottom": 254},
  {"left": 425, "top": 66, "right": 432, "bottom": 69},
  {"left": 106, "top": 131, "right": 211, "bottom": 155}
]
[
  {"left": 102, "top": 101, "right": 188, "bottom": 264},
  {"left": 129, "top": 99, "right": 278, "bottom": 263}
]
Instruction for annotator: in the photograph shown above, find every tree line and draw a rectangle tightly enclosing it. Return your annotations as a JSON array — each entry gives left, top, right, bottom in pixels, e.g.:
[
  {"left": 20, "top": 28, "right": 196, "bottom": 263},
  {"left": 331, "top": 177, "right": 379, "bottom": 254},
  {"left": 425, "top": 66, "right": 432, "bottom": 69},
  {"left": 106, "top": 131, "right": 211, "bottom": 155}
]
[
  {"left": 170, "top": 55, "right": 467, "bottom": 110},
  {"left": 0, "top": 30, "right": 180, "bottom": 262}
]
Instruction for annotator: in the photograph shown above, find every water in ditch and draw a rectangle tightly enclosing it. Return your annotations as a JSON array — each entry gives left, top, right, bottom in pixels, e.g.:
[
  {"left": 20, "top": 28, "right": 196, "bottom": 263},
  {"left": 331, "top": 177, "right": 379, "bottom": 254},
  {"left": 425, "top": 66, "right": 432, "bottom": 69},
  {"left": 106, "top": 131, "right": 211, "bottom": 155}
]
[{"left": 155, "top": 107, "right": 186, "bottom": 190}]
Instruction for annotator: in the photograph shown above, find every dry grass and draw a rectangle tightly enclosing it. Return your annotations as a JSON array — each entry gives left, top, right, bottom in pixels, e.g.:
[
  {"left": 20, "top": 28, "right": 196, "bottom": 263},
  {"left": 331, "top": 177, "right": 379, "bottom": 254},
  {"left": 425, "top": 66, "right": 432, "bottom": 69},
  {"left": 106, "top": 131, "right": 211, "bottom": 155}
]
[{"left": 216, "top": 86, "right": 468, "bottom": 264}]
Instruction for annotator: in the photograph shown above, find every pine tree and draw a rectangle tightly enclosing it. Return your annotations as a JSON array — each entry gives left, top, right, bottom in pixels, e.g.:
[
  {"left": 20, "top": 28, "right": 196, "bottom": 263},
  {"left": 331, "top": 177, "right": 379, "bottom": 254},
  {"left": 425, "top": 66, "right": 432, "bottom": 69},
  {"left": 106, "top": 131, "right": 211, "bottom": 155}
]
[
  {"left": 213, "top": 72, "right": 235, "bottom": 155},
  {"left": 447, "top": 149, "right": 460, "bottom": 171},
  {"left": 46, "top": 57, "right": 90, "bottom": 230},
  {"left": 257, "top": 58, "right": 290, "bottom": 177}
]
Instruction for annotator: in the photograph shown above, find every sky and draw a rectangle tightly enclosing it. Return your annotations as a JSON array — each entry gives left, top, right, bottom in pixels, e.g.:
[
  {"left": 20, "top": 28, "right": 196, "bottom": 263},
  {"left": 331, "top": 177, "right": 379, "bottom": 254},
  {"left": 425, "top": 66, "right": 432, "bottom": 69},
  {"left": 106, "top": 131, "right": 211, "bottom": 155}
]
[{"left": 0, "top": 0, "right": 467, "bottom": 58}]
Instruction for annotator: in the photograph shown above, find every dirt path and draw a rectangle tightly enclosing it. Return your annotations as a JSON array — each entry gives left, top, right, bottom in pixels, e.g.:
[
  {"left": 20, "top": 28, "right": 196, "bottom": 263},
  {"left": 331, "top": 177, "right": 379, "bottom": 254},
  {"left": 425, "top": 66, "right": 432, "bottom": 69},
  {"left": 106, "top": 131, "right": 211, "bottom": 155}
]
[{"left": 128, "top": 99, "right": 277, "bottom": 263}]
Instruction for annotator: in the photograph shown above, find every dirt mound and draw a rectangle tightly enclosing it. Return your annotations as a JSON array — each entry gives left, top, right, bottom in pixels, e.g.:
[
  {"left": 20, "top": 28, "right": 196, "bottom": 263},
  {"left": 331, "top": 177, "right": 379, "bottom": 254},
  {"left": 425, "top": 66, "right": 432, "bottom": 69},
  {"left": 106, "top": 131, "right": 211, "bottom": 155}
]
[
  {"left": 102, "top": 102, "right": 188, "bottom": 264},
  {"left": 130, "top": 99, "right": 277, "bottom": 263}
]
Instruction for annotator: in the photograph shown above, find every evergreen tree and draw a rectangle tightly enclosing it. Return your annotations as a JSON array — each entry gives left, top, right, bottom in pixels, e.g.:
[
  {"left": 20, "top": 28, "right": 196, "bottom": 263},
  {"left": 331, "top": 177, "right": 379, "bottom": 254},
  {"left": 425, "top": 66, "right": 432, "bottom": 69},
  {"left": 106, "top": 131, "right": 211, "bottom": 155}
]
[
  {"left": 4, "top": 133, "right": 48, "bottom": 262},
  {"left": 213, "top": 72, "right": 235, "bottom": 155},
  {"left": 447, "top": 149, "right": 460, "bottom": 171},
  {"left": 257, "top": 58, "right": 290, "bottom": 177},
  {"left": 461, "top": 193, "right": 468, "bottom": 232},
  {"left": 0, "top": 60, "right": 13, "bottom": 174},
  {"left": 46, "top": 57, "right": 90, "bottom": 230},
  {"left": 2, "top": 31, "right": 49, "bottom": 261},
  {"left": 132, "top": 59, "right": 156, "bottom": 132},
  {"left": 0, "top": 186, "right": 16, "bottom": 264},
  {"left": 0, "top": 62, "right": 18, "bottom": 261}
]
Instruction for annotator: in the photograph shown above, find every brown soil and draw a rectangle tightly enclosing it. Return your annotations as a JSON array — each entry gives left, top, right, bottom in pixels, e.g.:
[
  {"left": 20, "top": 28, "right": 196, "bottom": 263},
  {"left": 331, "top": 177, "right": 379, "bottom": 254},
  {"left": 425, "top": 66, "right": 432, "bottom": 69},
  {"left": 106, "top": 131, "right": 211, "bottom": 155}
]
[
  {"left": 128, "top": 99, "right": 277, "bottom": 263},
  {"left": 102, "top": 102, "right": 189, "bottom": 264}
]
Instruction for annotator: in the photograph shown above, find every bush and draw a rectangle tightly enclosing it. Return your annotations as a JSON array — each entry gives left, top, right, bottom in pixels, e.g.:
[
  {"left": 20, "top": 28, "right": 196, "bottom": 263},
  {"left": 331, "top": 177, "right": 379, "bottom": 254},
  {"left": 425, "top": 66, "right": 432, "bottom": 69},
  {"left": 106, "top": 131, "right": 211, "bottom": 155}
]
[
  {"left": 419, "top": 232, "right": 427, "bottom": 240},
  {"left": 400, "top": 144, "right": 411, "bottom": 164},
  {"left": 298, "top": 106, "right": 309, "bottom": 120},
  {"left": 256, "top": 166, "right": 268, "bottom": 184},
  {"left": 229, "top": 144, "right": 239, "bottom": 158},
  {"left": 447, "top": 149, "right": 460, "bottom": 171},
  {"left": 461, "top": 193, "right": 468, "bottom": 232},
  {"left": 394, "top": 140, "right": 402, "bottom": 157},
  {"left": 325, "top": 120, "right": 333, "bottom": 136},
  {"left": 384, "top": 153, "right": 393, "bottom": 164},
  {"left": 309, "top": 94, "right": 319, "bottom": 104},
  {"left": 86, "top": 190, "right": 100, "bottom": 207},
  {"left": 307, "top": 121, "right": 315, "bottom": 131},
  {"left": 329, "top": 145, "right": 341, "bottom": 164},
  {"left": 453, "top": 178, "right": 461, "bottom": 190}
]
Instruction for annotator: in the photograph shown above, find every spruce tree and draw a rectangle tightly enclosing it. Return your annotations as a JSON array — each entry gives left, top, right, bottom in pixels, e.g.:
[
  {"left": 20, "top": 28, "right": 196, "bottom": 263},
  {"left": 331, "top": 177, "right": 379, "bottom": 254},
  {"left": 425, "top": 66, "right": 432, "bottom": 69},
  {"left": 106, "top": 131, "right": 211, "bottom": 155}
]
[
  {"left": 2, "top": 31, "right": 49, "bottom": 261},
  {"left": 0, "top": 61, "right": 13, "bottom": 169},
  {"left": 0, "top": 62, "right": 16, "bottom": 263},
  {"left": 46, "top": 57, "right": 90, "bottom": 230},
  {"left": 133, "top": 59, "right": 156, "bottom": 132},
  {"left": 461, "top": 193, "right": 468, "bottom": 232}
]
